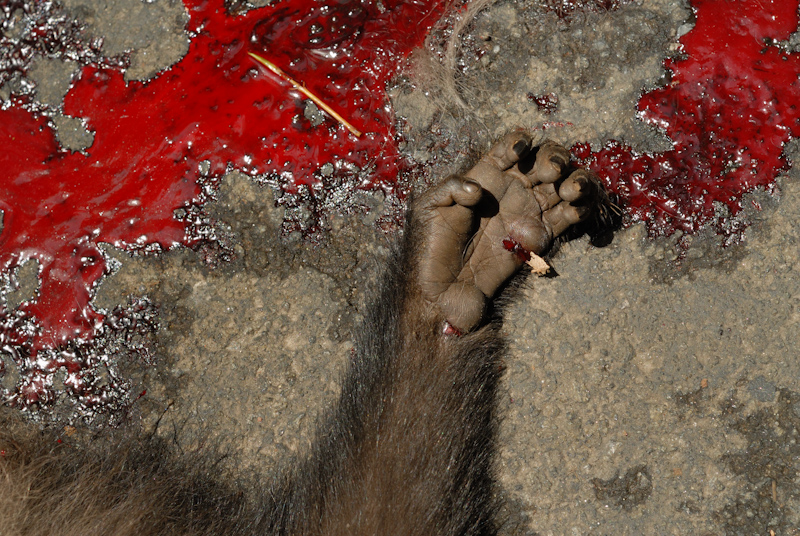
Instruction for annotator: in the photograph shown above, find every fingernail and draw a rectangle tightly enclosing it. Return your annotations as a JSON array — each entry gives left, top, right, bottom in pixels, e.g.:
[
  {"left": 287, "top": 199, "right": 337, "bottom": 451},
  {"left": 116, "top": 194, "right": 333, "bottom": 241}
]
[
  {"left": 462, "top": 180, "right": 480, "bottom": 193},
  {"left": 549, "top": 153, "right": 567, "bottom": 168},
  {"left": 513, "top": 140, "right": 529, "bottom": 157}
]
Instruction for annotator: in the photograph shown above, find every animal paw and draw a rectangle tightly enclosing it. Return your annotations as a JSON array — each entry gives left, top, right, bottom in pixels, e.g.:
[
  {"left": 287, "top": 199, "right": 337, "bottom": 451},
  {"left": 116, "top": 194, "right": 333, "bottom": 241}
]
[{"left": 413, "top": 130, "right": 604, "bottom": 333}]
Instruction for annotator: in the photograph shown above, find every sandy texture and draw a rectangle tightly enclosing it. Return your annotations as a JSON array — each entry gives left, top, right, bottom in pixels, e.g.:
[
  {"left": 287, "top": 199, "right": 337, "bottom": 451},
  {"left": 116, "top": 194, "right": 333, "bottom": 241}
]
[{"left": 6, "top": 0, "right": 800, "bottom": 533}]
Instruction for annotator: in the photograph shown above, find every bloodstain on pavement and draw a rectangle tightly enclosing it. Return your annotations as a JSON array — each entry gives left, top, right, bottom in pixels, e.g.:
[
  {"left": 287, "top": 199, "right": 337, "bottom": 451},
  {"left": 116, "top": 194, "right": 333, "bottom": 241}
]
[
  {"left": 1, "top": 0, "right": 799, "bottom": 414},
  {"left": 0, "top": 0, "right": 448, "bottom": 410},
  {"left": 575, "top": 0, "right": 800, "bottom": 240}
]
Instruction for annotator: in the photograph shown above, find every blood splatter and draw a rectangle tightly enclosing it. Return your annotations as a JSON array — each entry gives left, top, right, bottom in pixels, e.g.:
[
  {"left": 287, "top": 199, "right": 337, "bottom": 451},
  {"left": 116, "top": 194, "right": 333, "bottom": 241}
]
[
  {"left": 0, "top": 0, "right": 449, "bottom": 412},
  {"left": 502, "top": 237, "right": 532, "bottom": 263},
  {"left": 575, "top": 0, "right": 800, "bottom": 240},
  {"left": 527, "top": 92, "right": 559, "bottom": 114},
  {"left": 0, "top": 0, "right": 118, "bottom": 99}
]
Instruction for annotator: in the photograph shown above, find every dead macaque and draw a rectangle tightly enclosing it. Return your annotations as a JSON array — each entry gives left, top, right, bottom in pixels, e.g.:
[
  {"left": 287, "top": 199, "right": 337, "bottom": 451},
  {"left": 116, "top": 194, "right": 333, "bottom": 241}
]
[{"left": 0, "top": 131, "right": 604, "bottom": 536}]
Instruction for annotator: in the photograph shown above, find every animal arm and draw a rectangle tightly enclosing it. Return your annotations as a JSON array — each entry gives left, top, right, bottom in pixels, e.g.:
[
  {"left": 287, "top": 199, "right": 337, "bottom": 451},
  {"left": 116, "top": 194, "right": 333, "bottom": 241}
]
[{"left": 0, "top": 132, "right": 603, "bottom": 536}]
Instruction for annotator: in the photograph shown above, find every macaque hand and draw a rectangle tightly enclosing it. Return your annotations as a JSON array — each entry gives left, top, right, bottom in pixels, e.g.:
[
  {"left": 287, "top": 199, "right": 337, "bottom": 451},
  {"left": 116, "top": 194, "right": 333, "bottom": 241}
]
[{"left": 413, "top": 130, "right": 604, "bottom": 333}]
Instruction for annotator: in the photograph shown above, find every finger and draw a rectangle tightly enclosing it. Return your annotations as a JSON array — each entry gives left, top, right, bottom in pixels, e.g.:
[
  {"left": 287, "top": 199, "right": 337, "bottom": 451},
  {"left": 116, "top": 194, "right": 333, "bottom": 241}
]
[
  {"left": 532, "top": 182, "right": 561, "bottom": 211},
  {"left": 415, "top": 177, "right": 483, "bottom": 302},
  {"left": 506, "top": 218, "right": 552, "bottom": 256},
  {"left": 417, "top": 218, "right": 476, "bottom": 302},
  {"left": 542, "top": 202, "right": 590, "bottom": 237},
  {"left": 420, "top": 175, "right": 483, "bottom": 210},
  {"left": 528, "top": 141, "right": 569, "bottom": 184},
  {"left": 464, "top": 132, "right": 534, "bottom": 196},
  {"left": 485, "top": 130, "right": 534, "bottom": 170},
  {"left": 437, "top": 281, "right": 487, "bottom": 333},
  {"left": 558, "top": 168, "right": 599, "bottom": 203}
]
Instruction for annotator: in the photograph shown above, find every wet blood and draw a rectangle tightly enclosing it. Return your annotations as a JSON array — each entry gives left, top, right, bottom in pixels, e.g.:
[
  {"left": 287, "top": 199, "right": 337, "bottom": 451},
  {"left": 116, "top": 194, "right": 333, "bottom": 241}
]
[
  {"left": 527, "top": 92, "right": 559, "bottom": 114},
  {"left": 0, "top": 0, "right": 448, "bottom": 361},
  {"left": 575, "top": 0, "right": 800, "bottom": 239},
  {"left": 502, "top": 238, "right": 532, "bottom": 263}
]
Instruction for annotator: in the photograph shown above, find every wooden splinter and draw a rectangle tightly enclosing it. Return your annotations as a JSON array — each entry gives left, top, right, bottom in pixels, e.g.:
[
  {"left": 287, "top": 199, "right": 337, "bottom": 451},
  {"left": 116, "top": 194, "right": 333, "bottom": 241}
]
[{"left": 248, "top": 51, "right": 363, "bottom": 138}]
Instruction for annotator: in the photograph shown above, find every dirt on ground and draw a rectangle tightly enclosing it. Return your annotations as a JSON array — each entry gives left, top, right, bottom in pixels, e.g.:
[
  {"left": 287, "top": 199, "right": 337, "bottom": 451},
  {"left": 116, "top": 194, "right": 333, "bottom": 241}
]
[{"left": 5, "top": 0, "right": 800, "bottom": 533}]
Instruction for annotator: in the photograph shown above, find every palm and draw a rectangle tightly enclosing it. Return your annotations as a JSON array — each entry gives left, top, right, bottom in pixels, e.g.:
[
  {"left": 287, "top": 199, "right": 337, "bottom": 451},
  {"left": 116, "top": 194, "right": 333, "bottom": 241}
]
[{"left": 413, "top": 131, "right": 601, "bottom": 333}]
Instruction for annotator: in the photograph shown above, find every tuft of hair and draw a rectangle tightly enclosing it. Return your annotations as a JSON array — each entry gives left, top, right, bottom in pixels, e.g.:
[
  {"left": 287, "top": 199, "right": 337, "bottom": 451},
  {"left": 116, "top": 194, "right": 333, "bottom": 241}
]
[
  {"left": 409, "top": 0, "right": 499, "bottom": 117},
  {"left": 556, "top": 170, "right": 622, "bottom": 249}
]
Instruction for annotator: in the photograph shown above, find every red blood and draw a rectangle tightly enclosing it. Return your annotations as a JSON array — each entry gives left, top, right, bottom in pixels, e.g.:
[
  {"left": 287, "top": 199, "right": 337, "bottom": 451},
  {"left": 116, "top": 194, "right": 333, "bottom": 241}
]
[
  {"left": 502, "top": 237, "right": 532, "bottom": 263},
  {"left": 575, "top": 0, "right": 800, "bottom": 239},
  {"left": 0, "top": 0, "right": 449, "bottom": 357},
  {"left": 527, "top": 92, "right": 559, "bottom": 114},
  {"left": 442, "top": 321, "right": 463, "bottom": 337}
]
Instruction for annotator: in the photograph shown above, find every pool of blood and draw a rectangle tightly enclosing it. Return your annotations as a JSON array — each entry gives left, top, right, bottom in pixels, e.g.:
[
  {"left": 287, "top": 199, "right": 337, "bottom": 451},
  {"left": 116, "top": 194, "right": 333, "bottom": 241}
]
[
  {"left": 575, "top": 0, "right": 800, "bottom": 240},
  {"left": 0, "top": 0, "right": 449, "bottom": 409}
]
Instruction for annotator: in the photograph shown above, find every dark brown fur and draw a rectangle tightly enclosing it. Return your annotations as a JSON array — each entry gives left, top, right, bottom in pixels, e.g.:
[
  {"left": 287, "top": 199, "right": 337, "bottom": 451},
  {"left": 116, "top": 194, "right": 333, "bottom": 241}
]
[{"left": 0, "top": 229, "right": 503, "bottom": 536}]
